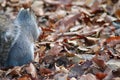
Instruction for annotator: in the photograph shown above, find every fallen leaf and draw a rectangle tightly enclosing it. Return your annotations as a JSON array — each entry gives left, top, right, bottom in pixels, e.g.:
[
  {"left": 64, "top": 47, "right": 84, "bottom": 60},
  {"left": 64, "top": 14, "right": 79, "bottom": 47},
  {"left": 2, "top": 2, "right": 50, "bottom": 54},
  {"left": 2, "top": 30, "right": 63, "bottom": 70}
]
[
  {"left": 95, "top": 72, "right": 107, "bottom": 80},
  {"left": 54, "top": 72, "right": 68, "bottom": 80},
  {"left": 49, "top": 43, "right": 63, "bottom": 56},
  {"left": 68, "top": 60, "right": 92, "bottom": 77},
  {"left": 105, "top": 36, "right": 120, "bottom": 47},
  {"left": 26, "top": 63, "right": 37, "bottom": 79},
  {"left": 79, "top": 73, "right": 97, "bottom": 80},
  {"left": 18, "top": 74, "right": 31, "bottom": 80},
  {"left": 92, "top": 56, "right": 107, "bottom": 69},
  {"left": 6, "top": 66, "right": 22, "bottom": 76},
  {"left": 40, "top": 68, "right": 53, "bottom": 76}
]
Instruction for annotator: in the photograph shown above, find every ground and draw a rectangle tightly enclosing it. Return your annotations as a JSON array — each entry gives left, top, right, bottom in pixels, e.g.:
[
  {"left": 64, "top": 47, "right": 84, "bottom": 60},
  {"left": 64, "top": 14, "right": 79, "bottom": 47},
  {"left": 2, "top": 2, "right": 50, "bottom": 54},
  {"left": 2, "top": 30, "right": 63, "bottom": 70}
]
[{"left": 0, "top": 0, "right": 120, "bottom": 80}]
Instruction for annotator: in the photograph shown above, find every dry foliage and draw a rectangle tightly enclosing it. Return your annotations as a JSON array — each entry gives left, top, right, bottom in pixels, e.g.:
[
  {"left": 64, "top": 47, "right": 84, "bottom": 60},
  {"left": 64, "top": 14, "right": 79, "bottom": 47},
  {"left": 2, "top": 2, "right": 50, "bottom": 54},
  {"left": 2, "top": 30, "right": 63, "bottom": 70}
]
[{"left": 0, "top": 0, "right": 120, "bottom": 80}]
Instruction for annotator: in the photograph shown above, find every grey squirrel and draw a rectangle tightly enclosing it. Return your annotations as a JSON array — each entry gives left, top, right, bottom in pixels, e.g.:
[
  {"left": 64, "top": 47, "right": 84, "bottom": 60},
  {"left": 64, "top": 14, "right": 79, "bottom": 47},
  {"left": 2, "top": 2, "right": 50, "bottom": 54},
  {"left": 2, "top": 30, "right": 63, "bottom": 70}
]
[
  {"left": 0, "top": 14, "right": 20, "bottom": 67},
  {"left": 0, "top": 8, "right": 41, "bottom": 67}
]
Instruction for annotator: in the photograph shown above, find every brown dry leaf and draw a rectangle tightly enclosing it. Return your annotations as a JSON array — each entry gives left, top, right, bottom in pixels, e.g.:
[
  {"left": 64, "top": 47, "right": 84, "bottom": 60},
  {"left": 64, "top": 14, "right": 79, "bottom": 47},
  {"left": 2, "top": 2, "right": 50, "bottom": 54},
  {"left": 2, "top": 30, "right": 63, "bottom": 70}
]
[
  {"left": 105, "top": 36, "right": 120, "bottom": 47},
  {"left": 55, "top": 9, "right": 67, "bottom": 18},
  {"left": 79, "top": 73, "right": 97, "bottom": 80},
  {"left": 44, "top": 0, "right": 72, "bottom": 5},
  {"left": 31, "top": 1, "right": 44, "bottom": 16},
  {"left": 54, "top": 72, "right": 68, "bottom": 80},
  {"left": 105, "top": 15, "right": 117, "bottom": 22},
  {"left": 56, "top": 56, "right": 70, "bottom": 67},
  {"left": 25, "top": 63, "right": 37, "bottom": 79},
  {"left": 18, "top": 74, "right": 31, "bottom": 80},
  {"left": 49, "top": 43, "right": 63, "bottom": 56},
  {"left": 112, "top": 77, "right": 120, "bottom": 80},
  {"left": 37, "top": 45, "right": 46, "bottom": 53},
  {"left": 103, "top": 69, "right": 120, "bottom": 80},
  {"left": 42, "top": 55, "right": 55, "bottom": 69},
  {"left": 95, "top": 72, "right": 107, "bottom": 80},
  {"left": 67, "top": 39, "right": 78, "bottom": 46},
  {"left": 71, "top": 53, "right": 94, "bottom": 64},
  {"left": 71, "top": 0, "right": 85, "bottom": 6},
  {"left": 97, "top": 13, "right": 107, "bottom": 22},
  {"left": 55, "top": 65, "right": 69, "bottom": 73},
  {"left": 0, "top": 77, "right": 11, "bottom": 80},
  {"left": 10, "top": 0, "right": 19, "bottom": 3},
  {"left": 1, "top": 0, "right": 6, "bottom": 7},
  {"left": 104, "top": 70, "right": 114, "bottom": 80},
  {"left": 34, "top": 52, "right": 39, "bottom": 62},
  {"left": 115, "top": 9, "right": 120, "bottom": 20},
  {"left": 79, "top": 7, "right": 92, "bottom": 16},
  {"left": 68, "top": 60, "right": 92, "bottom": 77},
  {"left": 20, "top": 0, "right": 32, "bottom": 8},
  {"left": 58, "top": 0, "right": 72, "bottom": 5},
  {"left": 106, "top": 59, "right": 120, "bottom": 70},
  {"left": 40, "top": 68, "right": 53, "bottom": 76},
  {"left": 47, "top": 24, "right": 103, "bottom": 41},
  {"left": 87, "top": 45, "right": 101, "bottom": 53},
  {"left": 81, "top": 26, "right": 103, "bottom": 36},
  {"left": 0, "top": 70, "right": 6, "bottom": 78},
  {"left": 112, "top": 0, "right": 120, "bottom": 19},
  {"left": 84, "top": 37, "right": 99, "bottom": 46},
  {"left": 46, "top": 33, "right": 58, "bottom": 41},
  {"left": 6, "top": 66, "right": 22, "bottom": 76},
  {"left": 55, "top": 13, "right": 81, "bottom": 33},
  {"left": 56, "top": 26, "right": 103, "bottom": 37},
  {"left": 85, "top": 0, "right": 96, "bottom": 7},
  {"left": 85, "top": 0, "right": 101, "bottom": 11},
  {"left": 112, "top": 68, "right": 120, "bottom": 77},
  {"left": 70, "top": 25, "right": 83, "bottom": 32},
  {"left": 44, "top": 0, "right": 60, "bottom": 5},
  {"left": 70, "top": 77, "right": 77, "bottom": 80},
  {"left": 0, "top": 0, "right": 5, "bottom": 4},
  {"left": 92, "top": 56, "right": 107, "bottom": 69}
]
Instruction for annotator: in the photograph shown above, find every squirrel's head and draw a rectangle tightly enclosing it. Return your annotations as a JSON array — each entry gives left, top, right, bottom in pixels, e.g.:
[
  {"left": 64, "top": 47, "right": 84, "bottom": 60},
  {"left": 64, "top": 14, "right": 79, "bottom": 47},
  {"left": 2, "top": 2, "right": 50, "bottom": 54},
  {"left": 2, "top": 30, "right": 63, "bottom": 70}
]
[
  {"left": 15, "top": 8, "right": 37, "bottom": 26},
  {"left": 15, "top": 8, "right": 42, "bottom": 41}
]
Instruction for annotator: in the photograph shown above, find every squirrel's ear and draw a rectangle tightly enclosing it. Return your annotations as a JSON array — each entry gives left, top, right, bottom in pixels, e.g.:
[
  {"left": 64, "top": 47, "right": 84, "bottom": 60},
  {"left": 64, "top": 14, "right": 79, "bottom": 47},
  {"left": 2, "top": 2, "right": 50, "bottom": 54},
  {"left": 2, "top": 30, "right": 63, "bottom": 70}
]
[
  {"left": 15, "top": 8, "right": 32, "bottom": 21},
  {"left": 14, "top": 9, "right": 23, "bottom": 25},
  {"left": 14, "top": 8, "right": 27, "bottom": 24},
  {"left": 16, "top": 8, "right": 25, "bottom": 19}
]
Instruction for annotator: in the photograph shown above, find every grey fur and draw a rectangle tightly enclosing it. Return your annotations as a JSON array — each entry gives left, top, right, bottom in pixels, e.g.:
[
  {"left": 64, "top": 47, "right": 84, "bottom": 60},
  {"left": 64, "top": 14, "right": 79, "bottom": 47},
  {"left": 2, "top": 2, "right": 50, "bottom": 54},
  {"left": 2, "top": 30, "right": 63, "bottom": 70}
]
[{"left": 0, "top": 9, "right": 41, "bottom": 67}]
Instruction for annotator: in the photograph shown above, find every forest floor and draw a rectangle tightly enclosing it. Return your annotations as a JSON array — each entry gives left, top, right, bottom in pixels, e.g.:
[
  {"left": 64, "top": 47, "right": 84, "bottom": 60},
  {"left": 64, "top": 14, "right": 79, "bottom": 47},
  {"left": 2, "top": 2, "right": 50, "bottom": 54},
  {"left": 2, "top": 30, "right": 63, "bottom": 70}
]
[{"left": 1, "top": 0, "right": 120, "bottom": 80}]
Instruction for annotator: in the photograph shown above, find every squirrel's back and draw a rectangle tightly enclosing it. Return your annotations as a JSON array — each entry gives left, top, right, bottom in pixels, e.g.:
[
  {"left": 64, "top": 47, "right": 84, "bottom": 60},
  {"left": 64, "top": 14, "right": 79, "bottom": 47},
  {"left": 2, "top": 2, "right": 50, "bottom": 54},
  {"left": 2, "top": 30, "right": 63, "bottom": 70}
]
[
  {"left": 15, "top": 9, "right": 41, "bottom": 41},
  {"left": 0, "top": 14, "right": 20, "bottom": 67},
  {"left": 5, "top": 8, "right": 41, "bottom": 67}
]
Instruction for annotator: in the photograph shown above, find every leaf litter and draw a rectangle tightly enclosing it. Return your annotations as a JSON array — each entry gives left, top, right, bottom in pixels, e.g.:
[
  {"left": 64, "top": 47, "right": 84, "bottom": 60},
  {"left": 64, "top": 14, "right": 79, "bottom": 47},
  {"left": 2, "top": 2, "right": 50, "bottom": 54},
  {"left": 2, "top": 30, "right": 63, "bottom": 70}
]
[{"left": 1, "top": 0, "right": 120, "bottom": 80}]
